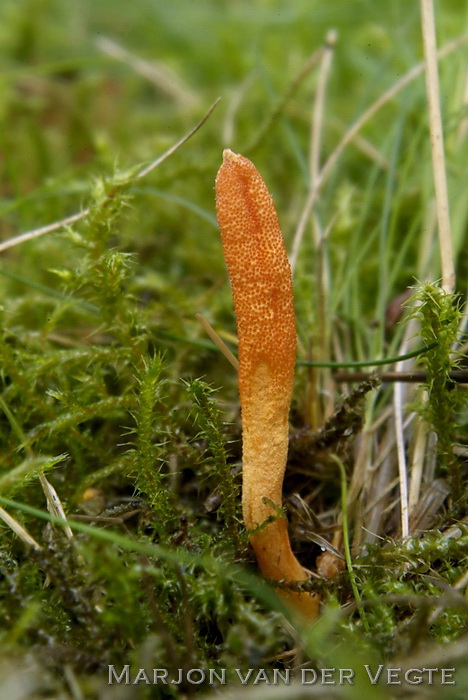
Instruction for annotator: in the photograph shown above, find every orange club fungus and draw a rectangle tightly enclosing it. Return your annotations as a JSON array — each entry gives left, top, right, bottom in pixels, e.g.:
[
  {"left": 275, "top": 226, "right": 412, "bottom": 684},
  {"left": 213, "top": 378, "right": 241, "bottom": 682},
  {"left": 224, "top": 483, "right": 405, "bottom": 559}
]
[{"left": 215, "top": 149, "right": 319, "bottom": 619}]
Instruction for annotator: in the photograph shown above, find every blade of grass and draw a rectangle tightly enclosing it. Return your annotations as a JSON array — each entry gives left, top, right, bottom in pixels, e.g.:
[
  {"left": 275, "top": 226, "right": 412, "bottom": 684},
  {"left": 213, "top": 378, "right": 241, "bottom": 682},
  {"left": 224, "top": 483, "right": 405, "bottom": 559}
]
[
  {"left": 0, "top": 506, "right": 42, "bottom": 550},
  {"left": 394, "top": 374, "right": 409, "bottom": 539},
  {"left": 290, "top": 33, "right": 468, "bottom": 271},
  {"left": 298, "top": 341, "right": 438, "bottom": 367},
  {"left": 0, "top": 266, "right": 99, "bottom": 313},
  {"left": 420, "top": 0, "right": 455, "bottom": 292},
  {"left": 331, "top": 454, "right": 369, "bottom": 631},
  {"left": 0, "top": 495, "right": 297, "bottom": 623},
  {"left": 0, "top": 98, "right": 220, "bottom": 254},
  {"left": 195, "top": 313, "right": 239, "bottom": 370}
]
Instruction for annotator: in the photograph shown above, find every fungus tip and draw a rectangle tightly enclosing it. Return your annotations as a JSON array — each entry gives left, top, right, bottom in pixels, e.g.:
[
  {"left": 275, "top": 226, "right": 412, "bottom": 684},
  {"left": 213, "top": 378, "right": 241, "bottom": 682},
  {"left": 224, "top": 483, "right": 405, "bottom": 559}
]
[{"left": 222, "top": 148, "right": 241, "bottom": 163}]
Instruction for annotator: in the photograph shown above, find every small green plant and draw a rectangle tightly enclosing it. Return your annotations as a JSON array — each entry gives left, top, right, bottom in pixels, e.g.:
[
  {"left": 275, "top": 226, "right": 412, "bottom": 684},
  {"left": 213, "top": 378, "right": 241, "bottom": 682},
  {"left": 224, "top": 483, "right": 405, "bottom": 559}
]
[
  {"left": 129, "top": 355, "right": 179, "bottom": 536},
  {"left": 186, "top": 378, "right": 241, "bottom": 549},
  {"left": 409, "top": 282, "right": 466, "bottom": 509}
]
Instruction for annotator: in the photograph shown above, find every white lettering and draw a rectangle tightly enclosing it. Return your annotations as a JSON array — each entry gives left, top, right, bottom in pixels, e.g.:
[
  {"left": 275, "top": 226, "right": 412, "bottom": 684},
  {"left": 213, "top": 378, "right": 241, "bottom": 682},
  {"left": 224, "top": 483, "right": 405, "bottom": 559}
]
[
  {"left": 253, "top": 669, "right": 270, "bottom": 684},
  {"left": 387, "top": 668, "right": 401, "bottom": 684},
  {"left": 171, "top": 669, "right": 183, "bottom": 685},
  {"left": 405, "top": 669, "right": 423, "bottom": 684},
  {"left": 272, "top": 669, "right": 290, "bottom": 684},
  {"left": 340, "top": 668, "right": 354, "bottom": 684},
  {"left": 133, "top": 669, "right": 150, "bottom": 685},
  {"left": 153, "top": 669, "right": 168, "bottom": 684},
  {"left": 209, "top": 669, "right": 226, "bottom": 684},
  {"left": 321, "top": 668, "right": 335, "bottom": 684},
  {"left": 364, "top": 664, "right": 384, "bottom": 684},
  {"left": 186, "top": 669, "right": 205, "bottom": 685},
  {"left": 301, "top": 669, "right": 318, "bottom": 684},
  {"left": 108, "top": 665, "right": 130, "bottom": 685},
  {"left": 235, "top": 669, "right": 254, "bottom": 684},
  {"left": 441, "top": 668, "right": 455, "bottom": 685},
  {"left": 423, "top": 668, "right": 438, "bottom": 684}
]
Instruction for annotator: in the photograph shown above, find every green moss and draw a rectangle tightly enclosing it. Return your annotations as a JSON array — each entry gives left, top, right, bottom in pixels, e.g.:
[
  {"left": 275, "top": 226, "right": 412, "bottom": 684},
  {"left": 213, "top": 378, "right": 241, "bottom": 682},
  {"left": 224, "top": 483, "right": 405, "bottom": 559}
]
[{"left": 408, "top": 283, "right": 466, "bottom": 509}]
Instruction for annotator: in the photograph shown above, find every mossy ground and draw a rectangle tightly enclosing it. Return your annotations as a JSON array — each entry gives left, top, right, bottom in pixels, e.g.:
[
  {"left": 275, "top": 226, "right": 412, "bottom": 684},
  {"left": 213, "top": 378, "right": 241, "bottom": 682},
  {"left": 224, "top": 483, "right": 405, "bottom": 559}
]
[{"left": 0, "top": 1, "right": 467, "bottom": 698}]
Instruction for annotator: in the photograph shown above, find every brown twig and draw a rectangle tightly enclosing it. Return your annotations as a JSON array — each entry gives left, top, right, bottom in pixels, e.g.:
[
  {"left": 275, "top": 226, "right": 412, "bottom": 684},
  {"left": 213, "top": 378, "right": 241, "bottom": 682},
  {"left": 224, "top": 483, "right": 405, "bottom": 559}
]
[{"left": 333, "top": 370, "right": 468, "bottom": 384}]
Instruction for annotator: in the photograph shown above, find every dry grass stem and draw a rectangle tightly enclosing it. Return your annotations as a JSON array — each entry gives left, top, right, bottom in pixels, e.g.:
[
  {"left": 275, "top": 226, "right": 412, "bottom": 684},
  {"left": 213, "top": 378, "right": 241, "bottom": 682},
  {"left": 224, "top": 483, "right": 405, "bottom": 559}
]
[
  {"left": 393, "top": 321, "right": 421, "bottom": 538},
  {"left": 408, "top": 412, "right": 428, "bottom": 514},
  {"left": 0, "top": 506, "right": 42, "bottom": 550},
  {"left": 196, "top": 313, "right": 239, "bottom": 370},
  {"left": 420, "top": 0, "right": 455, "bottom": 292},
  {"left": 134, "top": 97, "right": 221, "bottom": 178},
  {"left": 393, "top": 379, "right": 409, "bottom": 538},
  {"left": 333, "top": 370, "right": 468, "bottom": 383},
  {"left": 245, "top": 47, "right": 324, "bottom": 153},
  {"left": 222, "top": 70, "right": 259, "bottom": 145},
  {"left": 0, "top": 210, "right": 89, "bottom": 254},
  {"left": 0, "top": 99, "right": 220, "bottom": 254},
  {"left": 39, "top": 473, "right": 74, "bottom": 540},
  {"left": 290, "top": 33, "right": 468, "bottom": 270},
  {"left": 95, "top": 36, "right": 198, "bottom": 107},
  {"left": 357, "top": 424, "right": 396, "bottom": 549},
  {"left": 329, "top": 117, "right": 389, "bottom": 169},
  {"left": 310, "top": 29, "right": 337, "bottom": 182},
  {"left": 309, "top": 30, "right": 337, "bottom": 422},
  {"left": 456, "top": 68, "right": 468, "bottom": 143}
]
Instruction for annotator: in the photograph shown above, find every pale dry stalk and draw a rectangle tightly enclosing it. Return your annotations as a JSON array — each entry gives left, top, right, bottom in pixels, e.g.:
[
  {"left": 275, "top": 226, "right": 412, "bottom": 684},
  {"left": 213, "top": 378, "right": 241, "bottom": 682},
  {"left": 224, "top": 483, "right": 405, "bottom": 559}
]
[{"left": 420, "top": 0, "right": 455, "bottom": 292}]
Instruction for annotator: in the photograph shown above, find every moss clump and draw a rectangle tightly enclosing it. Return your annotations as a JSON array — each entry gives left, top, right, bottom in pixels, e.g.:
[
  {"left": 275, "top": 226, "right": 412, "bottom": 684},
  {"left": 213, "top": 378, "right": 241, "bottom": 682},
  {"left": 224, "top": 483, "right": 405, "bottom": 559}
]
[{"left": 409, "top": 283, "right": 466, "bottom": 510}]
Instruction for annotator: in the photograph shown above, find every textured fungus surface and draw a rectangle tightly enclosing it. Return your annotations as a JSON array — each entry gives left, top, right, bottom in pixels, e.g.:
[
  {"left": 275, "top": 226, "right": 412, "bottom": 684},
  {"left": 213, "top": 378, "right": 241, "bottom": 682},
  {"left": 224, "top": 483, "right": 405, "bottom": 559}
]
[{"left": 215, "top": 149, "right": 318, "bottom": 618}]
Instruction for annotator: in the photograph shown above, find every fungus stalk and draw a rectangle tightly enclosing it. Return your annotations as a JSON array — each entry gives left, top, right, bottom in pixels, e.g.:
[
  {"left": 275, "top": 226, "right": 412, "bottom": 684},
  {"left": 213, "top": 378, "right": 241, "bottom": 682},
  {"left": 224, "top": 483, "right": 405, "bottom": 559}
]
[{"left": 215, "top": 149, "right": 318, "bottom": 618}]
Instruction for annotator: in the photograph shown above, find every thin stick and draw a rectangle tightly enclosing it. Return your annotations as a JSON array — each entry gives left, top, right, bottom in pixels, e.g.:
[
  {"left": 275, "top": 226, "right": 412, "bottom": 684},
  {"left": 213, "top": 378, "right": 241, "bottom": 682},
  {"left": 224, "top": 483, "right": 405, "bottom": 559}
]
[
  {"left": 310, "top": 30, "right": 337, "bottom": 183},
  {"left": 244, "top": 48, "right": 324, "bottom": 154},
  {"left": 329, "top": 117, "right": 389, "bottom": 170},
  {"left": 393, "top": 373, "right": 409, "bottom": 539},
  {"left": 456, "top": 68, "right": 468, "bottom": 144},
  {"left": 332, "top": 370, "right": 467, "bottom": 383},
  {"left": 195, "top": 313, "right": 239, "bottom": 370},
  {"left": 408, "top": 411, "right": 429, "bottom": 517},
  {"left": 290, "top": 33, "right": 468, "bottom": 271},
  {"left": 134, "top": 97, "right": 221, "bottom": 179},
  {"left": 0, "top": 99, "right": 221, "bottom": 254},
  {"left": 223, "top": 70, "right": 259, "bottom": 145},
  {"left": 420, "top": 0, "right": 455, "bottom": 292},
  {"left": 39, "top": 472, "right": 74, "bottom": 540},
  {"left": 96, "top": 36, "right": 198, "bottom": 108},
  {"left": 0, "top": 506, "right": 42, "bottom": 550},
  {"left": 309, "top": 31, "right": 337, "bottom": 423},
  {"left": 299, "top": 340, "right": 438, "bottom": 367},
  {"left": 0, "top": 210, "right": 90, "bottom": 254},
  {"left": 427, "top": 569, "right": 468, "bottom": 626},
  {"left": 331, "top": 454, "right": 369, "bottom": 631}
]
